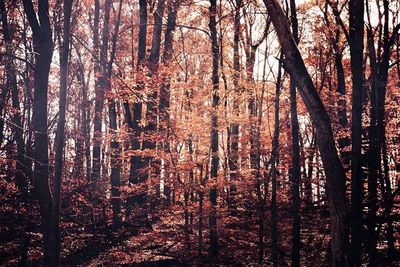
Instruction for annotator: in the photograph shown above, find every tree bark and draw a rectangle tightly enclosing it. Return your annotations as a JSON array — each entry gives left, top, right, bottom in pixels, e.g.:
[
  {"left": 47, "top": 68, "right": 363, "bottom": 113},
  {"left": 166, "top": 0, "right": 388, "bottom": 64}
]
[
  {"left": 270, "top": 54, "right": 282, "bottom": 267},
  {"left": 143, "top": 0, "right": 165, "bottom": 202},
  {"left": 126, "top": 0, "right": 148, "bottom": 221},
  {"left": 209, "top": 0, "right": 219, "bottom": 259},
  {"left": 91, "top": 0, "right": 101, "bottom": 182},
  {"left": 366, "top": 0, "right": 399, "bottom": 262},
  {"left": 22, "top": 0, "right": 55, "bottom": 265},
  {"left": 288, "top": 0, "right": 301, "bottom": 266},
  {"left": 262, "top": 0, "right": 350, "bottom": 265},
  {"left": 228, "top": 0, "right": 241, "bottom": 215},
  {"left": 348, "top": 0, "right": 364, "bottom": 264},
  {"left": 107, "top": 0, "right": 123, "bottom": 229},
  {"left": 159, "top": 0, "right": 180, "bottom": 205},
  {"left": 53, "top": 0, "right": 73, "bottom": 264}
]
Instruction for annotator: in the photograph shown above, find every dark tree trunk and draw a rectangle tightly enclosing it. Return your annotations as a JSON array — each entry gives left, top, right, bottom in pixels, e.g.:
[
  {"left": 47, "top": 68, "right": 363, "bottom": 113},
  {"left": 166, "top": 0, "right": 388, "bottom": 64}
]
[
  {"left": 91, "top": 0, "right": 101, "bottom": 182},
  {"left": 270, "top": 55, "right": 282, "bottom": 267},
  {"left": 366, "top": 1, "right": 398, "bottom": 262},
  {"left": 127, "top": 0, "right": 147, "bottom": 202},
  {"left": 107, "top": 0, "right": 123, "bottom": 229},
  {"left": 262, "top": 0, "right": 350, "bottom": 265},
  {"left": 289, "top": 0, "right": 301, "bottom": 265},
  {"left": 53, "top": 0, "right": 73, "bottom": 264},
  {"left": 143, "top": 0, "right": 165, "bottom": 203},
  {"left": 159, "top": 0, "right": 180, "bottom": 205},
  {"left": 366, "top": 25, "right": 379, "bottom": 263},
  {"left": 22, "top": 0, "right": 55, "bottom": 265},
  {"left": 75, "top": 55, "right": 91, "bottom": 181},
  {"left": 228, "top": 0, "right": 241, "bottom": 215},
  {"left": 91, "top": 0, "right": 111, "bottom": 227},
  {"left": 305, "top": 135, "right": 315, "bottom": 209},
  {"left": 209, "top": 0, "right": 219, "bottom": 259},
  {"left": 348, "top": 0, "right": 364, "bottom": 264}
]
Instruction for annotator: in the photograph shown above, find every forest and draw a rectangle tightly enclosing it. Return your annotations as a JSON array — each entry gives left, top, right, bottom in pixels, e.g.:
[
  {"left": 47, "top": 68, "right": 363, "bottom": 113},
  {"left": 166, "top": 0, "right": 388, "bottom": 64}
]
[{"left": 0, "top": 0, "right": 399, "bottom": 265}]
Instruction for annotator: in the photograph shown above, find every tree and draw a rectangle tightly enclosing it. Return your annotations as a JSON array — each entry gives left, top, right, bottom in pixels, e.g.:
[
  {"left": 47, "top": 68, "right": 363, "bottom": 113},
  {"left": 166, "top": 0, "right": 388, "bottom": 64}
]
[
  {"left": 53, "top": 0, "right": 73, "bottom": 264},
  {"left": 348, "top": 0, "right": 364, "bottom": 264},
  {"left": 365, "top": 0, "right": 400, "bottom": 262},
  {"left": 270, "top": 53, "right": 283, "bottom": 267},
  {"left": 107, "top": 0, "right": 124, "bottom": 229},
  {"left": 262, "top": 0, "right": 350, "bottom": 265},
  {"left": 126, "top": 0, "right": 148, "bottom": 221},
  {"left": 22, "top": 0, "right": 54, "bottom": 265},
  {"left": 159, "top": 0, "right": 181, "bottom": 204},
  {"left": 208, "top": 0, "right": 220, "bottom": 258},
  {"left": 288, "top": 0, "right": 301, "bottom": 265},
  {"left": 227, "top": 0, "right": 241, "bottom": 214}
]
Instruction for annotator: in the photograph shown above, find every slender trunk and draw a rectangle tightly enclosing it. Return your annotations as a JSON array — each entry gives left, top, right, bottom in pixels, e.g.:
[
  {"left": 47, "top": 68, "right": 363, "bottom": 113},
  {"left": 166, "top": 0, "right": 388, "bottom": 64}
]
[
  {"left": 107, "top": 0, "right": 123, "bottom": 229},
  {"left": 228, "top": 0, "right": 241, "bottom": 215},
  {"left": 270, "top": 54, "right": 282, "bottom": 267},
  {"left": 366, "top": 26, "right": 379, "bottom": 262},
  {"left": 184, "top": 191, "right": 190, "bottom": 250},
  {"left": 289, "top": 0, "right": 301, "bottom": 265},
  {"left": 349, "top": 0, "right": 364, "bottom": 264},
  {"left": 256, "top": 82, "right": 266, "bottom": 264},
  {"left": 91, "top": 0, "right": 101, "bottom": 182},
  {"left": 198, "top": 190, "right": 204, "bottom": 256},
  {"left": 53, "top": 0, "right": 73, "bottom": 264},
  {"left": 209, "top": 0, "right": 219, "bottom": 259},
  {"left": 305, "top": 135, "right": 315, "bottom": 209}
]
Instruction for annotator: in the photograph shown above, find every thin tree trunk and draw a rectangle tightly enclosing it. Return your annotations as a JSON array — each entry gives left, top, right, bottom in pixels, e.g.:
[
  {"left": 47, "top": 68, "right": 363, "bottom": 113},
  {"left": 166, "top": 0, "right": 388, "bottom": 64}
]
[
  {"left": 91, "top": 0, "right": 101, "bottom": 182},
  {"left": 305, "top": 135, "right": 315, "bottom": 209},
  {"left": 348, "top": 0, "right": 364, "bottom": 264},
  {"left": 209, "top": 0, "right": 219, "bottom": 259},
  {"left": 53, "top": 0, "right": 73, "bottom": 264},
  {"left": 228, "top": 0, "right": 241, "bottom": 215},
  {"left": 289, "top": 0, "right": 301, "bottom": 265},
  {"left": 107, "top": 0, "right": 123, "bottom": 229},
  {"left": 270, "top": 55, "right": 282, "bottom": 267}
]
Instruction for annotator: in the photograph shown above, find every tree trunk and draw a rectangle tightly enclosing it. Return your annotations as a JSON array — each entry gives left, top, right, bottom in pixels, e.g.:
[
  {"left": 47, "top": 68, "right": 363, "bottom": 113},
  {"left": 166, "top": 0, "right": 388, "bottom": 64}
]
[
  {"left": 22, "top": 0, "right": 55, "bottom": 265},
  {"left": 209, "top": 0, "right": 219, "bottom": 259},
  {"left": 91, "top": 0, "right": 101, "bottom": 182},
  {"left": 289, "top": 0, "right": 301, "bottom": 265},
  {"left": 143, "top": 0, "right": 165, "bottom": 203},
  {"left": 348, "top": 0, "right": 364, "bottom": 264},
  {"left": 228, "top": 0, "right": 241, "bottom": 215},
  {"left": 366, "top": 0, "right": 398, "bottom": 262},
  {"left": 53, "top": 0, "right": 73, "bottom": 264},
  {"left": 126, "top": 0, "right": 147, "bottom": 217},
  {"left": 159, "top": 0, "right": 180, "bottom": 206},
  {"left": 305, "top": 135, "right": 315, "bottom": 209},
  {"left": 270, "top": 54, "right": 282, "bottom": 267},
  {"left": 262, "top": 0, "right": 350, "bottom": 265},
  {"left": 107, "top": 0, "right": 123, "bottom": 229}
]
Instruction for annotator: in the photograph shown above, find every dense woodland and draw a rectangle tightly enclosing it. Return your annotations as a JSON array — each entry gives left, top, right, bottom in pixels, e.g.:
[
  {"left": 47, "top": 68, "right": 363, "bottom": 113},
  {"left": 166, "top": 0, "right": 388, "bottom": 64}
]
[{"left": 0, "top": 0, "right": 399, "bottom": 265}]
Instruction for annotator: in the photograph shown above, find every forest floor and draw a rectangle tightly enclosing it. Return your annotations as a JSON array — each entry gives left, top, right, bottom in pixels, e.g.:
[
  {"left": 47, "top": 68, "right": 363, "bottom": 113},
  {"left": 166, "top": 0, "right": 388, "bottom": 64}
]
[{"left": 1, "top": 200, "right": 399, "bottom": 266}]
